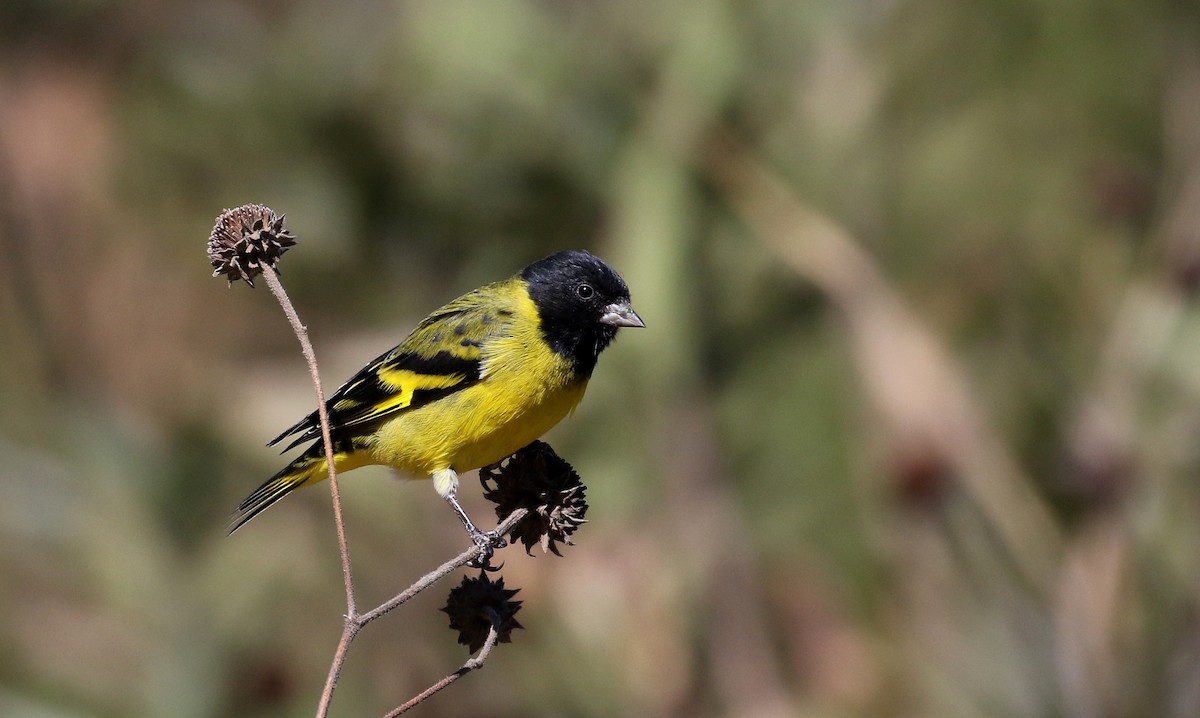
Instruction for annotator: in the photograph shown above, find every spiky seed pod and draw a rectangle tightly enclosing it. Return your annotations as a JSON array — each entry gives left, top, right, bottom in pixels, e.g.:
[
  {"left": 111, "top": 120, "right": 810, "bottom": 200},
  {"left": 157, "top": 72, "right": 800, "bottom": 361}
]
[
  {"left": 480, "top": 440, "right": 589, "bottom": 556},
  {"left": 207, "top": 204, "right": 295, "bottom": 286},
  {"left": 441, "top": 572, "right": 523, "bottom": 653}
]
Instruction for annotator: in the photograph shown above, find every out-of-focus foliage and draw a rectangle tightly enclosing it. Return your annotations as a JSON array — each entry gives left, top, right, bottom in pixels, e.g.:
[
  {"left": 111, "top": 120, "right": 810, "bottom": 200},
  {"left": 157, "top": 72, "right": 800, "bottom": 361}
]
[{"left": 2, "top": 0, "right": 1199, "bottom": 715}]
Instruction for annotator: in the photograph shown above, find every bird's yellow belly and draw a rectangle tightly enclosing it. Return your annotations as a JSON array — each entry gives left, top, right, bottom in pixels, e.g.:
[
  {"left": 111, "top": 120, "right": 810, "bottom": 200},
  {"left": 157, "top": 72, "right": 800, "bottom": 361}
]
[{"left": 368, "top": 366, "right": 587, "bottom": 478}]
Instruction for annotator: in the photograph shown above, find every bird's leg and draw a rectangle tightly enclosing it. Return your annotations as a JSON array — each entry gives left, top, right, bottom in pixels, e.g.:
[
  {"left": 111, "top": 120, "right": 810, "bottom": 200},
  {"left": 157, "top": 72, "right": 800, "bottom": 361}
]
[
  {"left": 435, "top": 469, "right": 506, "bottom": 567},
  {"left": 445, "top": 491, "right": 507, "bottom": 567}
]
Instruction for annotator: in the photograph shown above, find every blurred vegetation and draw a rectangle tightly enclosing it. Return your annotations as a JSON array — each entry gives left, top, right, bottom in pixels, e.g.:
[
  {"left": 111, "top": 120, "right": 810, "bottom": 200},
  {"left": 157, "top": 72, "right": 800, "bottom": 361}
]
[{"left": 3, "top": 0, "right": 1200, "bottom": 716}]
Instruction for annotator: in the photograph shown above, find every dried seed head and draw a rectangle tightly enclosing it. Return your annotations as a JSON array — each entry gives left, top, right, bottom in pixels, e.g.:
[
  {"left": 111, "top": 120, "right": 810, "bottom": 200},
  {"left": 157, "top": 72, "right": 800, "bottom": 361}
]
[
  {"left": 441, "top": 572, "right": 523, "bottom": 653},
  {"left": 480, "top": 440, "right": 588, "bottom": 556},
  {"left": 207, "top": 204, "right": 295, "bottom": 287}
]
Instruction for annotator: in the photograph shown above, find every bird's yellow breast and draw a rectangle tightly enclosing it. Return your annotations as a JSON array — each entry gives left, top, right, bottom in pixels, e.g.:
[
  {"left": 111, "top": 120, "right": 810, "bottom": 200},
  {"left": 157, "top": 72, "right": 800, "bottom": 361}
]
[{"left": 367, "top": 288, "right": 587, "bottom": 477}]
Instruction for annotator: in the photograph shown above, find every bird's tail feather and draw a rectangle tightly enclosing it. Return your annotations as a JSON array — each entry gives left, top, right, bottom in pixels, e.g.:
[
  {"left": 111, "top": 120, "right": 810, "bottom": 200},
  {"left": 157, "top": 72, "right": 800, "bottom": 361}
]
[{"left": 228, "top": 437, "right": 367, "bottom": 533}]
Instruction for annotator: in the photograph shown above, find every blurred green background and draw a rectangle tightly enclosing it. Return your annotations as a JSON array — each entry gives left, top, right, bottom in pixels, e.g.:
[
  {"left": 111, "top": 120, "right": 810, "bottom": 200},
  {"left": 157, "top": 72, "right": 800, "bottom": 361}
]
[{"left": 3, "top": 0, "right": 1200, "bottom": 716}]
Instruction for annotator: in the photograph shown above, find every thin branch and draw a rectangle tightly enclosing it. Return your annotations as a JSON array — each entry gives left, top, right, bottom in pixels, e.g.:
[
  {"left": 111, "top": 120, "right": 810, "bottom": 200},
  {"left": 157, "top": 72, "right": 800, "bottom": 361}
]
[
  {"left": 261, "top": 265, "right": 356, "bottom": 615},
  {"left": 315, "top": 620, "right": 361, "bottom": 718},
  {"left": 311, "top": 508, "right": 527, "bottom": 717},
  {"left": 384, "top": 624, "right": 502, "bottom": 718},
  {"left": 360, "top": 508, "right": 528, "bottom": 625},
  {"left": 259, "top": 265, "right": 357, "bottom": 718}
]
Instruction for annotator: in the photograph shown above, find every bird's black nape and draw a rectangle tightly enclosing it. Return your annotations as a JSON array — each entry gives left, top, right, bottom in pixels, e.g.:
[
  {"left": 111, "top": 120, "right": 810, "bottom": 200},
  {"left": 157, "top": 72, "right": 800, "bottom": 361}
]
[{"left": 521, "top": 250, "right": 635, "bottom": 378}]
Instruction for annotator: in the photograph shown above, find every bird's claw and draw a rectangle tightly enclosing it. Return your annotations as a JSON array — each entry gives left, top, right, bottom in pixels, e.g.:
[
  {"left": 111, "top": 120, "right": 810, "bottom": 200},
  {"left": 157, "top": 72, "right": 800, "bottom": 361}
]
[{"left": 466, "top": 528, "right": 507, "bottom": 569}]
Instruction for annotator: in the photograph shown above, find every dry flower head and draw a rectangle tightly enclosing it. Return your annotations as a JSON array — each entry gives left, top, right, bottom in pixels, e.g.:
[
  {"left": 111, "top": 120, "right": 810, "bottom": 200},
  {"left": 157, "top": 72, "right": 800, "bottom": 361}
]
[
  {"left": 441, "top": 572, "right": 523, "bottom": 653},
  {"left": 207, "top": 204, "right": 295, "bottom": 286},
  {"left": 480, "top": 440, "right": 588, "bottom": 556}
]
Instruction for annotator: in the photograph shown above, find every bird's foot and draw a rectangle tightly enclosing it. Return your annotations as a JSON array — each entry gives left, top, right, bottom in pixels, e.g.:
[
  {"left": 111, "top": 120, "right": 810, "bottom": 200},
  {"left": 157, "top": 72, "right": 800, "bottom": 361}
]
[
  {"left": 467, "top": 528, "right": 508, "bottom": 569},
  {"left": 443, "top": 486, "right": 507, "bottom": 568}
]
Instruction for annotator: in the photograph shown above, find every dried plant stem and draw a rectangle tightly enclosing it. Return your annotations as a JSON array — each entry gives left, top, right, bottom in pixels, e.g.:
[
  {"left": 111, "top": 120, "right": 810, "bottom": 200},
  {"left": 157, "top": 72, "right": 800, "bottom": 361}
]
[
  {"left": 363, "top": 508, "right": 528, "bottom": 624},
  {"left": 315, "top": 508, "right": 529, "bottom": 716},
  {"left": 384, "top": 624, "right": 502, "bottom": 718},
  {"left": 261, "top": 266, "right": 356, "bottom": 612},
  {"left": 315, "top": 621, "right": 361, "bottom": 718},
  {"left": 258, "top": 265, "right": 357, "bottom": 718}
]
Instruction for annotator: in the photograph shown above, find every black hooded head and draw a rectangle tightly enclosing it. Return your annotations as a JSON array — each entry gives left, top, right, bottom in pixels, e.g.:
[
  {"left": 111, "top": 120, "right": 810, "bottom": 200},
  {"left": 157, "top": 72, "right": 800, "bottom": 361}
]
[{"left": 521, "top": 250, "right": 643, "bottom": 378}]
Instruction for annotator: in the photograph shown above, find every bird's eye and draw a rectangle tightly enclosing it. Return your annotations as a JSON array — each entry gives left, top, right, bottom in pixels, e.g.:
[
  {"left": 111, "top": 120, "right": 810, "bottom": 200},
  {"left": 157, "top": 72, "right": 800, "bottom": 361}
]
[{"left": 576, "top": 283, "right": 594, "bottom": 300}]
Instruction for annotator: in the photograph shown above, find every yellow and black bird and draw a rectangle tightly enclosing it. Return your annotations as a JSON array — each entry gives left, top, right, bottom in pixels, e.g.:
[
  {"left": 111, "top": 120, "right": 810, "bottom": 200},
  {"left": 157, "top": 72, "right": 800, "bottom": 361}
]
[{"left": 230, "top": 250, "right": 643, "bottom": 556}]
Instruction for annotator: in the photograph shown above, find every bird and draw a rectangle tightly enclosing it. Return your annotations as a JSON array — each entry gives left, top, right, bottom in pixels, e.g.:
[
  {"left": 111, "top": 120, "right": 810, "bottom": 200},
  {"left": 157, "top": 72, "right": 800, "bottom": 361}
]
[{"left": 230, "top": 250, "right": 643, "bottom": 559}]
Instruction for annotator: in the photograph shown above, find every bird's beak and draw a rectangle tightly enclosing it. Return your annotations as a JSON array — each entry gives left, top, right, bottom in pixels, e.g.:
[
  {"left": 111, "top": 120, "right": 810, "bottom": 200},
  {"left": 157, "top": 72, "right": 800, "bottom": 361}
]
[{"left": 599, "top": 301, "right": 645, "bottom": 328}]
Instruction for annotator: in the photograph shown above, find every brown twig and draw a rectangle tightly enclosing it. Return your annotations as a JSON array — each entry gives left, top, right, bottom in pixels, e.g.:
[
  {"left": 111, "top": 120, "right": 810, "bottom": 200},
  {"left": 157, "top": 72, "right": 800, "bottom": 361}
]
[
  {"left": 362, "top": 508, "right": 528, "bottom": 624},
  {"left": 258, "top": 265, "right": 357, "bottom": 718},
  {"left": 313, "top": 507, "right": 529, "bottom": 715},
  {"left": 261, "top": 266, "right": 356, "bottom": 614},
  {"left": 384, "top": 623, "right": 503, "bottom": 717}
]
